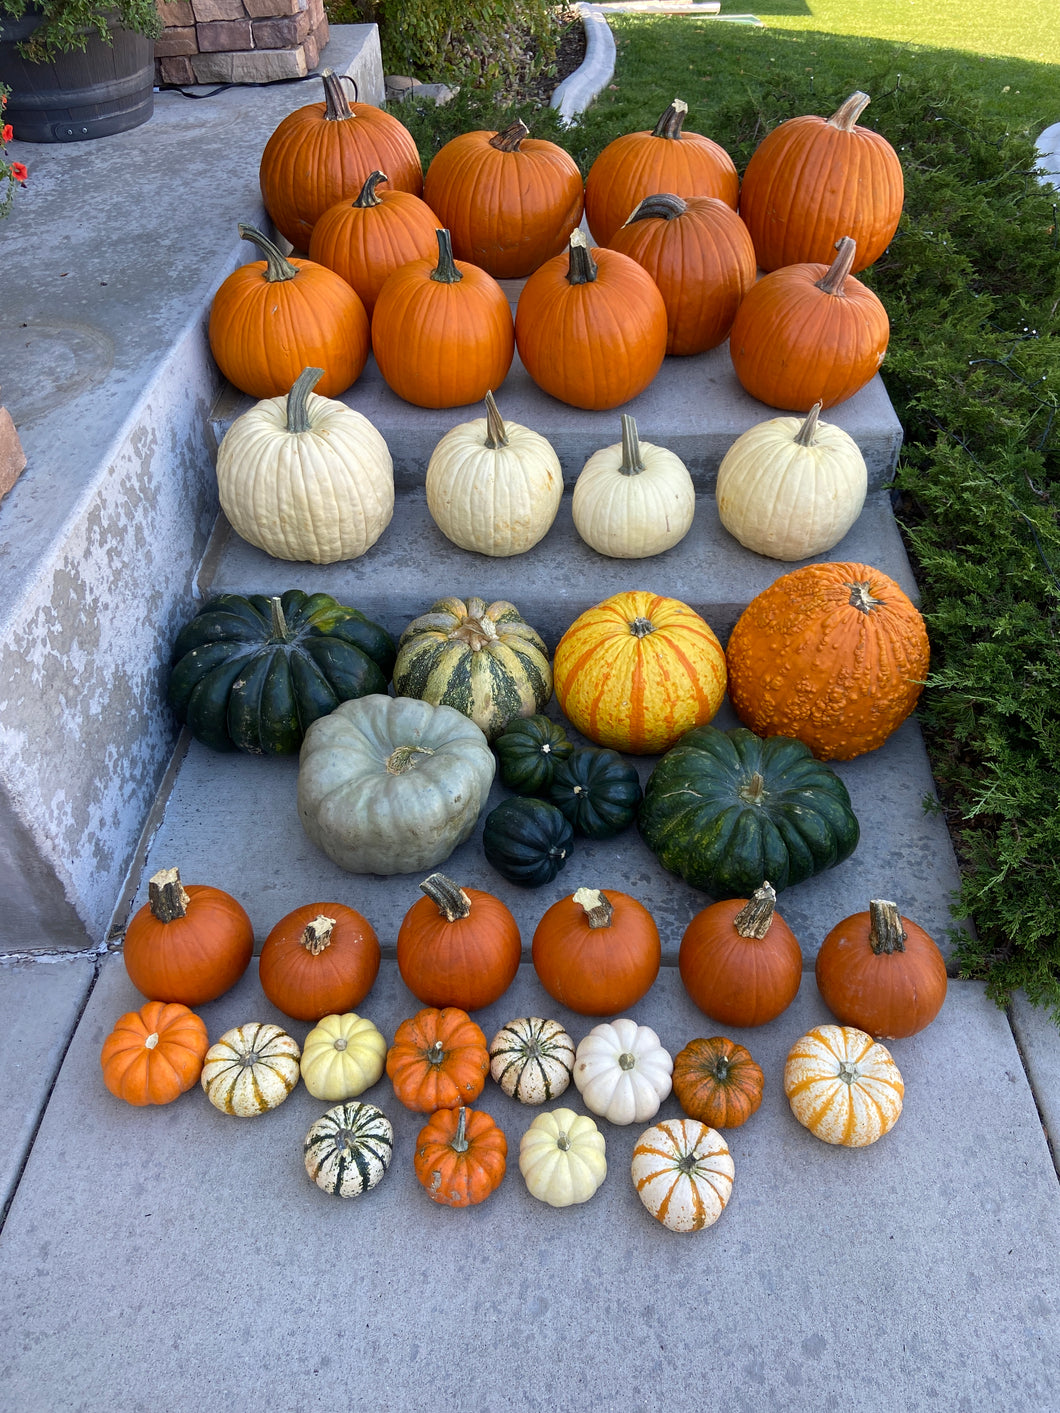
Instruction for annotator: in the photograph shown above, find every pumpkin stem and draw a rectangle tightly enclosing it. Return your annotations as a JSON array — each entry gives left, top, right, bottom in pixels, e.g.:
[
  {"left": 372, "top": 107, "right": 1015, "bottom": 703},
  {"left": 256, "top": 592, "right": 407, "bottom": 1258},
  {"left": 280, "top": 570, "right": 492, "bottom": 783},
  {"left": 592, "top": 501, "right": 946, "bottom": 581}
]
[
  {"left": 286, "top": 368, "right": 324, "bottom": 433},
  {"left": 847, "top": 580, "right": 885, "bottom": 614},
  {"left": 144, "top": 1032, "right": 159, "bottom": 1050},
  {"left": 426, "top": 1040, "right": 447, "bottom": 1067},
  {"left": 451, "top": 1106, "right": 470, "bottom": 1153},
  {"left": 301, "top": 915, "right": 335, "bottom": 955},
  {"left": 629, "top": 616, "right": 655, "bottom": 639},
  {"left": 676, "top": 1150, "right": 700, "bottom": 1176},
  {"left": 451, "top": 606, "right": 500, "bottom": 651},
  {"left": 147, "top": 866, "right": 190, "bottom": 923},
  {"left": 320, "top": 67, "right": 355, "bottom": 121},
  {"left": 483, "top": 390, "right": 510, "bottom": 450},
  {"left": 238, "top": 223, "right": 298, "bottom": 283},
  {"left": 793, "top": 402, "right": 823, "bottom": 448},
  {"left": 736, "top": 771, "right": 767, "bottom": 807},
  {"left": 353, "top": 170, "right": 388, "bottom": 208},
  {"left": 430, "top": 228, "right": 463, "bottom": 285},
  {"left": 837, "top": 1059, "right": 861, "bottom": 1086},
  {"left": 489, "top": 119, "right": 529, "bottom": 152},
  {"left": 868, "top": 899, "right": 907, "bottom": 954},
  {"left": 651, "top": 98, "right": 688, "bottom": 139},
  {"left": 733, "top": 882, "right": 777, "bottom": 938},
  {"left": 268, "top": 595, "right": 290, "bottom": 641},
  {"left": 386, "top": 744, "right": 435, "bottom": 774},
  {"left": 419, "top": 872, "right": 473, "bottom": 922},
  {"left": 573, "top": 887, "right": 614, "bottom": 929},
  {"left": 566, "top": 229, "right": 598, "bottom": 286},
  {"left": 827, "top": 91, "right": 872, "bottom": 132},
  {"left": 815, "top": 237, "right": 858, "bottom": 296},
  {"left": 556, "top": 1132, "right": 571, "bottom": 1151},
  {"left": 618, "top": 414, "right": 646, "bottom": 476},
  {"left": 623, "top": 192, "right": 687, "bottom": 226},
  {"left": 710, "top": 1055, "right": 732, "bottom": 1081},
  {"left": 618, "top": 1052, "right": 636, "bottom": 1071}
]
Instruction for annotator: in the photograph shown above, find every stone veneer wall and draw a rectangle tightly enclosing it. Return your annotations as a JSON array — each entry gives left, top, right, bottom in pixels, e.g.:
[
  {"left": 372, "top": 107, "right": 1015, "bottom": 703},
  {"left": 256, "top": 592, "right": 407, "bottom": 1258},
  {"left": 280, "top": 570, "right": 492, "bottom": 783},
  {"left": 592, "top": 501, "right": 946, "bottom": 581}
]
[{"left": 155, "top": 0, "right": 329, "bottom": 86}]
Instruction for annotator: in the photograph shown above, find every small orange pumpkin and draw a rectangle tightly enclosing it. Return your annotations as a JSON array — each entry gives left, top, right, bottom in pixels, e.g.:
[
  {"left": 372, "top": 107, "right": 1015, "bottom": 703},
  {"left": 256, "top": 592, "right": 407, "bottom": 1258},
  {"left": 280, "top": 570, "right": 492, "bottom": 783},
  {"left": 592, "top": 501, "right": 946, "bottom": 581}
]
[
  {"left": 414, "top": 1105, "right": 507, "bottom": 1207},
  {"left": 122, "top": 867, "right": 253, "bottom": 1006},
  {"left": 396, "top": 874, "right": 521, "bottom": 1012},
  {"left": 386, "top": 1006, "right": 491, "bottom": 1113},
  {"left": 672, "top": 1037, "right": 764, "bottom": 1129},
  {"left": 679, "top": 884, "right": 803, "bottom": 1028},
  {"left": 100, "top": 1000, "right": 209, "bottom": 1106},
  {"left": 258, "top": 902, "right": 381, "bottom": 1022},
  {"left": 531, "top": 886, "right": 660, "bottom": 1016}
]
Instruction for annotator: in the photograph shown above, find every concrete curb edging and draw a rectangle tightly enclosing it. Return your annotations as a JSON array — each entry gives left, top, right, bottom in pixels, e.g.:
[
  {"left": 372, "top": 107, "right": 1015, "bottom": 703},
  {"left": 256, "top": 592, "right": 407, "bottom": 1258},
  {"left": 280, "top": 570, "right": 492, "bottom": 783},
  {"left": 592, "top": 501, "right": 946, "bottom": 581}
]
[{"left": 550, "top": 3, "right": 617, "bottom": 123}]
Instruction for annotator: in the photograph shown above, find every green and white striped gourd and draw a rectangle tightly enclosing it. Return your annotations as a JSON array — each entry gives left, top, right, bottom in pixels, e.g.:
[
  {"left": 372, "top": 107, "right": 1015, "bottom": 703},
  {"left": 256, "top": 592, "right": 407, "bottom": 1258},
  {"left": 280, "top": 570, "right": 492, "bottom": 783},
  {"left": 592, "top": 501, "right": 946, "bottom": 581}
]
[
  {"left": 488, "top": 1017, "right": 576, "bottom": 1104},
  {"left": 200, "top": 1022, "right": 301, "bottom": 1116},
  {"left": 303, "top": 1102, "right": 395, "bottom": 1197}
]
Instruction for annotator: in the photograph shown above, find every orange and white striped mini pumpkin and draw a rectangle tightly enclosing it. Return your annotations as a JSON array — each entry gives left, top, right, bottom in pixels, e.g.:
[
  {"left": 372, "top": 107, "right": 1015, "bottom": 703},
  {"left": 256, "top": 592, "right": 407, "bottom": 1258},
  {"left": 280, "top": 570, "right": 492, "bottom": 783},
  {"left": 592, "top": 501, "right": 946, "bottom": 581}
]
[
  {"left": 783, "top": 1023, "right": 904, "bottom": 1146},
  {"left": 552, "top": 591, "right": 727, "bottom": 755},
  {"left": 631, "top": 1117, "right": 734, "bottom": 1232}
]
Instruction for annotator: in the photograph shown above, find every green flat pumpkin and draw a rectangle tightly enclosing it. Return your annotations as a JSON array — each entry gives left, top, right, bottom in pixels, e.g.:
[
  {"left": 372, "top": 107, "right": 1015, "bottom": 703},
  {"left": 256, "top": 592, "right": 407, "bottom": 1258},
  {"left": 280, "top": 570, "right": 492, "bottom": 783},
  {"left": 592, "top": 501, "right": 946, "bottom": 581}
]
[
  {"left": 548, "top": 746, "right": 643, "bottom": 839},
  {"left": 483, "top": 797, "right": 574, "bottom": 887},
  {"left": 494, "top": 715, "right": 574, "bottom": 795}
]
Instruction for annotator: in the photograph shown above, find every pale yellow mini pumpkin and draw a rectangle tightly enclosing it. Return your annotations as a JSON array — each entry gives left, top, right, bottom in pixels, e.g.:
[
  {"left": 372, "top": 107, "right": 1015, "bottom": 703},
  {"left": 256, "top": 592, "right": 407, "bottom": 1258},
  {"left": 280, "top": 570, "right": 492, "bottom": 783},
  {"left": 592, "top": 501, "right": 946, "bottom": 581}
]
[
  {"left": 215, "top": 366, "right": 394, "bottom": 564},
  {"left": 631, "top": 1118, "right": 734, "bottom": 1231},
  {"left": 715, "top": 402, "right": 867, "bottom": 561},
  {"left": 426, "top": 390, "right": 563, "bottom": 556},
  {"left": 783, "top": 1023, "right": 904, "bottom": 1146},
  {"left": 200, "top": 1021, "right": 301, "bottom": 1116},
  {"left": 519, "top": 1107, "right": 607, "bottom": 1207},
  {"left": 571, "top": 414, "right": 696, "bottom": 559},
  {"left": 300, "top": 1012, "right": 387, "bottom": 1101}
]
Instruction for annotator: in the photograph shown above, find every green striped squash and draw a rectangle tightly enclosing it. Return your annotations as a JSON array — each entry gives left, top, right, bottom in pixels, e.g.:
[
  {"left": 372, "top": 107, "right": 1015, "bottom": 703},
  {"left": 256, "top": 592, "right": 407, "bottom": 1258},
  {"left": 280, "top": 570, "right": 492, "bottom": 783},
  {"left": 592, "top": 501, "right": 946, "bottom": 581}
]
[
  {"left": 303, "top": 1102, "right": 395, "bottom": 1197},
  {"left": 393, "top": 597, "right": 552, "bottom": 742}
]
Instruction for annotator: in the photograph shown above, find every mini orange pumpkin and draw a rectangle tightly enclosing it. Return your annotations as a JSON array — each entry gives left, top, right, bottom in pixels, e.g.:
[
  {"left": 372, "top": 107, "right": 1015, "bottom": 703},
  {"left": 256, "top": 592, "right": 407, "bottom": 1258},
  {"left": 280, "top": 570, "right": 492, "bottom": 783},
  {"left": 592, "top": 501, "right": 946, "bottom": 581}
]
[
  {"left": 386, "top": 1006, "right": 490, "bottom": 1112},
  {"left": 258, "top": 902, "right": 381, "bottom": 1022},
  {"left": 672, "top": 1037, "right": 764, "bottom": 1129},
  {"left": 396, "top": 874, "right": 521, "bottom": 1012},
  {"left": 101, "top": 1000, "right": 209, "bottom": 1106},
  {"left": 679, "top": 884, "right": 803, "bottom": 1028},
  {"left": 531, "top": 886, "right": 660, "bottom": 1016},
  {"left": 414, "top": 1105, "right": 507, "bottom": 1207},
  {"left": 122, "top": 867, "right": 253, "bottom": 1006}
]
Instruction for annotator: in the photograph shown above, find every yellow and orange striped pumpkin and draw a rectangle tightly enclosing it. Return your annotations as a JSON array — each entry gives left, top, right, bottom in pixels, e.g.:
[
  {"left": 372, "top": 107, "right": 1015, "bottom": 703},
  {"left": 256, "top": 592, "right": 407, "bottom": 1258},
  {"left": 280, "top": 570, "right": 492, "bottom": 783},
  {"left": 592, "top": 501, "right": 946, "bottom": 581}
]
[
  {"left": 783, "top": 1024, "right": 904, "bottom": 1146},
  {"left": 631, "top": 1118, "right": 734, "bottom": 1232},
  {"left": 552, "top": 591, "right": 726, "bottom": 754}
]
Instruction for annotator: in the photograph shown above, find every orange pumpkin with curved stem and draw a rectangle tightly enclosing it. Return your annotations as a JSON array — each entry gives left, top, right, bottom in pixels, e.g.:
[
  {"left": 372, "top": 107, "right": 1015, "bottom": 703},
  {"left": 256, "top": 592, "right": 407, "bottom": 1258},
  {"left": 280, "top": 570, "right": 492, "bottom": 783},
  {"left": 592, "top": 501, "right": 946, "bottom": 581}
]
[
  {"left": 679, "top": 884, "right": 803, "bottom": 1027},
  {"left": 258, "top": 901, "right": 381, "bottom": 1022},
  {"left": 532, "top": 886, "right": 660, "bottom": 1015},
  {"left": 123, "top": 867, "right": 253, "bottom": 1006},
  {"left": 386, "top": 1006, "right": 490, "bottom": 1112},
  {"left": 396, "top": 873, "right": 521, "bottom": 1011},
  {"left": 414, "top": 1105, "right": 507, "bottom": 1207},
  {"left": 101, "top": 1001, "right": 209, "bottom": 1106}
]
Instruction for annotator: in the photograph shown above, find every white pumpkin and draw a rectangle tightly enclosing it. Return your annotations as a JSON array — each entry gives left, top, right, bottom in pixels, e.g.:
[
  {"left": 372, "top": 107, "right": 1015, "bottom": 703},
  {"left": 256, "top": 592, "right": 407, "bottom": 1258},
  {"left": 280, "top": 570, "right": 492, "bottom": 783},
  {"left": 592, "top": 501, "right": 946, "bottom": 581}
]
[
  {"left": 201, "top": 1022, "right": 301, "bottom": 1116},
  {"left": 715, "top": 401, "right": 868, "bottom": 561},
  {"left": 303, "top": 1101, "right": 394, "bottom": 1197},
  {"left": 631, "top": 1118, "right": 734, "bottom": 1232},
  {"left": 519, "top": 1107, "right": 607, "bottom": 1207},
  {"left": 573, "top": 1017, "right": 673, "bottom": 1125},
  {"left": 784, "top": 1024, "right": 904, "bottom": 1147},
  {"left": 300, "top": 1012, "right": 387, "bottom": 1101},
  {"left": 489, "top": 1016, "right": 576, "bottom": 1105},
  {"left": 426, "top": 390, "right": 563, "bottom": 556},
  {"left": 215, "top": 366, "right": 395, "bottom": 564},
  {"left": 571, "top": 413, "right": 696, "bottom": 559}
]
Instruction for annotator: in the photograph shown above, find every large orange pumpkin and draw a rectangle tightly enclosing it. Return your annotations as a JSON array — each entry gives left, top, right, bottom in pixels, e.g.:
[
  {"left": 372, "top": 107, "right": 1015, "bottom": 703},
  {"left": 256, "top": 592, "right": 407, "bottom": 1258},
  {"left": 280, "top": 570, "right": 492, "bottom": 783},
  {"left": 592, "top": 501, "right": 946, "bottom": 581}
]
[
  {"left": 259, "top": 68, "right": 423, "bottom": 251},
  {"left": 725, "top": 561, "right": 930, "bottom": 761},
  {"left": 371, "top": 228, "right": 515, "bottom": 409},
  {"left": 208, "top": 224, "right": 370, "bottom": 399},
  {"left": 553, "top": 590, "right": 726, "bottom": 754},
  {"left": 423, "top": 119, "right": 584, "bottom": 279},
  {"left": 728, "top": 236, "right": 890, "bottom": 411},
  {"left": 531, "top": 886, "right": 661, "bottom": 1015},
  {"left": 606, "top": 192, "right": 758, "bottom": 356},
  {"left": 679, "top": 883, "right": 803, "bottom": 1028},
  {"left": 584, "top": 97, "right": 739, "bottom": 248},
  {"left": 738, "top": 91, "right": 904, "bottom": 273},
  {"left": 101, "top": 1000, "right": 209, "bottom": 1106},
  {"left": 258, "top": 902, "right": 381, "bottom": 1022},
  {"left": 396, "top": 873, "right": 521, "bottom": 1011},
  {"left": 123, "top": 867, "right": 253, "bottom": 1006},
  {"left": 515, "top": 231, "right": 668, "bottom": 412}
]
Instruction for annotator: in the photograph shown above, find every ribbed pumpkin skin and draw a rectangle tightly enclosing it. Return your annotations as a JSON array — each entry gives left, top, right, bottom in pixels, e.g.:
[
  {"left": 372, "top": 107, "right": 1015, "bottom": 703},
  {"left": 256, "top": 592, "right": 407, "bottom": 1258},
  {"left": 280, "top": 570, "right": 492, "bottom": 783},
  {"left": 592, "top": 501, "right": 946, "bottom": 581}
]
[
  {"left": 201, "top": 1022, "right": 301, "bottom": 1117},
  {"left": 728, "top": 241, "right": 890, "bottom": 412},
  {"left": 607, "top": 195, "right": 757, "bottom": 355},
  {"left": 396, "top": 883, "right": 521, "bottom": 1012},
  {"left": 303, "top": 1101, "right": 394, "bottom": 1197},
  {"left": 123, "top": 880, "right": 253, "bottom": 1006},
  {"left": 423, "top": 125, "right": 585, "bottom": 278},
  {"left": 679, "top": 895, "right": 803, "bottom": 1026},
  {"left": 815, "top": 904, "right": 948, "bottom": 1039},
  {"left": 553, "top": 591, "right": 726, "bottom": 754},
  {"left": 101, "top": 1002, "right": 209, "bottom": 1106},
  {"left": 532, "top": 889, "right": 661, "bottom": 1016},
  {"left": 784, "top": 1024, "right": 904, "bottom": 1146},
  {"left": 489, "top": 1017, "right": 576, "bottom": 1104},
  {"left": 584, "top": 101, "right": 739, "bottom": 248},
  {"left": 414, "top": 1105, "right": 508, "bottom": 1207},
  {"left": 258, "top": 902, "right": 381, "bottom": 1022},
  {"left": 386, "top": 1007, "right": 490, "bottom": 1112},
  {"left": 631, "top": 1118, "right": 734, "bottom": 1232},
  {"left": 725, "top": 561, "right": 930, "bottom": 761},
  {"left": 738, "top": 92, "right": 904, "bottom": 273},
  {"left": 259, "top": 77, "right": 423, "bottom": 251},
  {"left": 482, "top": 797, "right": 575, "bottom": 887},
  {"left": 672, "top": 1037, "right": 765, "bottom": 1129}
]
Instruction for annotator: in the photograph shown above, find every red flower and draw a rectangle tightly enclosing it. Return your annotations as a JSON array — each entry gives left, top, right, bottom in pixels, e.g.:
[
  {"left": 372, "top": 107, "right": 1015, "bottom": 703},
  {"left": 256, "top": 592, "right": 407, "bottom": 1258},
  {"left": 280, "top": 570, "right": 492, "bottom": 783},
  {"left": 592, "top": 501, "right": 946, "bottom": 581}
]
[
  {"left": 11, "top": 161, "right": 27, "bottom": 184},
  {"left": 2, "top": 124, "right": 12, "bottom": 143}
]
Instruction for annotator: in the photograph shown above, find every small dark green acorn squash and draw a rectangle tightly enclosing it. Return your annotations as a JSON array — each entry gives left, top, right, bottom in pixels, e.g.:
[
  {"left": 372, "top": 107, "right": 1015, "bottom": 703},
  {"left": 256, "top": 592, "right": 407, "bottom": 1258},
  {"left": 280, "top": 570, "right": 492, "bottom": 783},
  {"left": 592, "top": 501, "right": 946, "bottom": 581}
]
[
  {"left": 638, "top": 725, "right": 859, "bottom": 898},
  {"left": 483, "top": 797, "right": 574, "bottom": 887},
  {"left": 168, "top": 590, "right": 395, "bottom": 754},
  {"left": 548, "top": 747, "right": 643, "bottom": 839},
  {"left": 494, "top": 715, "right": 574, "bottom": 795}
]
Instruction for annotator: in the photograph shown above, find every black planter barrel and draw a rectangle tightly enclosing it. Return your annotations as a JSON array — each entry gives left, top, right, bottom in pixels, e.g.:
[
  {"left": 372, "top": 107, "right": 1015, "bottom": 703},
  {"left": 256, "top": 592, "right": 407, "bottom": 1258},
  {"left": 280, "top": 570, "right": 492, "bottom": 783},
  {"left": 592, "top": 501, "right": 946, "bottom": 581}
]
[{"left": 0, "top": 9, "right": 153, "bottom": 142}]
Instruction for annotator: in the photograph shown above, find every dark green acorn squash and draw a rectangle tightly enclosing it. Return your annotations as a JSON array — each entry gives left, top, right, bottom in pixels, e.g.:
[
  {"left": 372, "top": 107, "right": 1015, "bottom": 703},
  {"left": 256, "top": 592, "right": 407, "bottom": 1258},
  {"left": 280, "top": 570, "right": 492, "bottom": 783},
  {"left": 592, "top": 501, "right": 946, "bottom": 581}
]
[
  {"left": 638, "top": 725, "right": 859, "bottom": 898},
  {"left": 494, "top": 715, "right": 574, "bottom": 795},
  {"left": 482, "top": 797, "right": 574, "bottom": 887},
  {"left": 168, "top": 590, "right": 395, "bottom": 754},
  {"left": 548, "top": 747, "right": 643, "bottom": 840}
]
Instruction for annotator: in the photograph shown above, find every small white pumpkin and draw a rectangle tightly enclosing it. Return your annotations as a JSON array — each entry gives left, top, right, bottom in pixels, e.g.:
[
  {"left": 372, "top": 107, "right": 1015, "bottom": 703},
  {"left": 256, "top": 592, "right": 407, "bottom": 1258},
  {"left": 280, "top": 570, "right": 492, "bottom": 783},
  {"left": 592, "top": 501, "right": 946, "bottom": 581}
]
[
  {"left": 571, "top": 413, "right": 696, "bottom": 559},
  {"left": 519, "top": 1107, "right": 607, "bottom": 1207},
  {"left": 201, "top": 1021, "right": 301, "bottom": 1116},
  {"left": 784, "top": 1024, "right": 904, "bottom": 1146},
  {"left": 715, "top": 401, "right": 868, "bottom": 561},
  {"left": 300, "top": 1012, "right": 387, "bottom": 1102},
  {"left": 489, "top": 1016, "right": 576, "bottom": 1105},
  {"left": 303, "top": 1101, "right": 394, "bottom": 1197},
  {"left": 215, "top": 366, "right": 395, "bottom": 564},
  {"left": 573, "top": 1017, "right": 673, "bottom": 1125},
  {"left": 426, "top": 390, "right": 563, "bottom": 556},
  {"left": 631, "top": 1118, "right": 734, "bottom": 1232}
]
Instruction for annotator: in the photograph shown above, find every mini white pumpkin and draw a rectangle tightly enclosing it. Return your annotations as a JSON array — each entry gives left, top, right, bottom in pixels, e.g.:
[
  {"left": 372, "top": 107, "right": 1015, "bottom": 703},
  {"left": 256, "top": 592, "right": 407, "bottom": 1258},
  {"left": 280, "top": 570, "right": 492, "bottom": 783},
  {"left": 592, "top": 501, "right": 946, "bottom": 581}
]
[
  {"left": 303, "top": 1101, "right": 394, "bottom": 1197},
  {"left": 519, "top": 1107, "right": 607, "bottom": 1207},
  {"left": 300, "top": 1012, "right": 387, "bottom": 1101},
  {"left": 715, "top": 401, "right": 868, "bottom": 561},
  {"left": 215, "top": 366, "right": 395, "bottom": 564},
  {"left": 201, "top": 1021, "right": 301, "bottom": 1116},
  {"left": 571, "top": 413, "right": 696, "bottom": 559},
  {"left": 426, "top": 390, "right": 563, "bottom": 556},
  {"left": 631, "top": 1118, "right": 734, "bottom": 1232},
  {"left": 489, "top": 1016, "right": 576, "bottom": 1104},
  {"left": 573, "top": 1017, "right": 673, "bottom": 1125}
]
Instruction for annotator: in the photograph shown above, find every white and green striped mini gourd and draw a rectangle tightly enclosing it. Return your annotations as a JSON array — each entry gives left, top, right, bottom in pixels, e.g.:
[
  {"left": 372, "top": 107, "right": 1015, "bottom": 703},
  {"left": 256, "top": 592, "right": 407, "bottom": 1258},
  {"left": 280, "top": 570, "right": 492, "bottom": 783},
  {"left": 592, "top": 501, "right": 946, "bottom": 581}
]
[
  {"left": 488, "top": 1017, "right": 576, "bottom": 1104},
  {"left": 201, "top": 1022, "right": 301, "bottom": 1117},
  {"left": 303, "top": 1102, "right": 395, "bottom": 1197}
]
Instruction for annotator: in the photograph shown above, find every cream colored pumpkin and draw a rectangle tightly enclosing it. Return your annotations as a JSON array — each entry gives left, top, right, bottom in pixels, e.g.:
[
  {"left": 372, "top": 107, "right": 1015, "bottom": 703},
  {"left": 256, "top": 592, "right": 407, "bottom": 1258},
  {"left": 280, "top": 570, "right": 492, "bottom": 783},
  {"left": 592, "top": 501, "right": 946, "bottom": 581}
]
[
  {"left": 783, "top": 1023, "right": 904, "bottom": 1146},
  {"left": 573, "top": 1017, "right": 673, "bottom": 1125},
  {"left": 489, "top": 1016, "right": 576, "bottom": 1104},
  {"left": 200, "top": 1021, "right": 301, "bottom": 1116},
  {"left": 519, "top": 1107, "right": 607, "bottom": 1207},
  {"left": 215, "top": 366, "right": 394, "bottom": 564},
  {"left": 631, "top": 1118, "right": 734, "bottom": 1231},
  {"left": 571, "top": 414, "right": 696, "bottom": 559},
  {"left": 300, "top": 1012, "right": 387, "bottom": 1101},
  {"left": 715, "top": 402, "right": 867, "bottom": 561},
  {"left": 303, "top": 1101, "right": 394, "bottom": 1197},
  {"left": 426, "top": 390, "right": 563, "bottom": 556}
]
